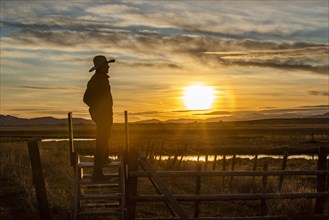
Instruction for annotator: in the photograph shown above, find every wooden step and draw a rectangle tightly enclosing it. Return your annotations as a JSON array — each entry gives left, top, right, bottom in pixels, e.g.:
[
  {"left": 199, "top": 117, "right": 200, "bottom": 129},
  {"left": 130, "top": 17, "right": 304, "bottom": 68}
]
[
  {"left": 80, "top": 179, "right": 120, "bottom": 187},
  {"left": 80, "top": 193, "right": 122, "bottom": 200},
  {"left": 85, "top": 202, "right": 120, "bottom": 208},
  {"left": 82, "top": 173, "right": 119, "bottom": 179},
  {"left": 79, "top": 161, "right": 120, "bottom": 168},
  {"left": 78, "top": 209, "right": 122, "bottom": 216}
]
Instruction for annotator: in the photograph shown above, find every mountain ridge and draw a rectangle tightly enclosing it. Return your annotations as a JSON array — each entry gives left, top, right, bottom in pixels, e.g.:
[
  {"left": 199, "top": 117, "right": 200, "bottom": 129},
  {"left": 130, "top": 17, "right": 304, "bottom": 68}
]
[
  {"left": 1, "top": 112, "right": 328, "bottom": 126},
  {"left": 0, "top": 115, "right": 92, "bottom": 126}
]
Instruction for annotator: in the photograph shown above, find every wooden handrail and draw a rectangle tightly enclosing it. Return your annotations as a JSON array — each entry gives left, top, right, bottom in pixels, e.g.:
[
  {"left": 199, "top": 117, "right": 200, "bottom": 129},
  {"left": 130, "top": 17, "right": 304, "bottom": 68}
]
[
  {"left": 130, "top": 170, "right": 329, "bottom": 177},
  {"left": 130, "top": 191, "right": 329, "bottom": 202}
]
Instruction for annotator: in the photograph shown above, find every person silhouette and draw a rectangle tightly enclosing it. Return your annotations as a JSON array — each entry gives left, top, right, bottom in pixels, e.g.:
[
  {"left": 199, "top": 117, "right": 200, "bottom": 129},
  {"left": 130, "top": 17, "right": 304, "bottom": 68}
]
[{"left": 83, "top": 55, "right": 115, "bottom": 181}]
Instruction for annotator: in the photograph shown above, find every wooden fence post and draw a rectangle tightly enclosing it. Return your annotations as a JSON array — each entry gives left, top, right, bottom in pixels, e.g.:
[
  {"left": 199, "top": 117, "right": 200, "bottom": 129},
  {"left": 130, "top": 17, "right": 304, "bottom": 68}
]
[
  {"left": 251, "top": 154, "right": 258, "bottom": 193},
  {"left": 68, "top": 112, "right": 75, "bottom": 166},
  {"left": 222, "top": 155, "right": 226, "bottom": 189},
  {"left": 28, "top": 140, "right": 51, "bottom": 220},
  {"left": 212, "top": 155, "right": 217, "bottom": 171},
  {"left": 170, "top": 149, "right": 179, "bottom": 168},
  {"left": 177, "top": 145, "right": 187, "bottom": 169},
  {"left": 126, "top": 147, "right": 138, "bottom": 220},
  {"left": 194, "top": 163, "right": 202, "bottom": 218},
  {"left": 204, "top": 154, "right": 209, "bottom": 170},
  {"left": 157, "top": 143, "right": 164, "bottom": 165},
  {"left": 315, "top": 147, "right": 328, "bottom": 214},
  {"left": 260, "top": 161, "right": 268, "bottom": 216},
  {"left": 278, "top": 151, "right": 288, "bottom": 191},
  {"left": 124, "top": 111, "right": 129, "bottom": 158},
  {"left": 229, "top": 155, "right": 236, "bottom": 189}
]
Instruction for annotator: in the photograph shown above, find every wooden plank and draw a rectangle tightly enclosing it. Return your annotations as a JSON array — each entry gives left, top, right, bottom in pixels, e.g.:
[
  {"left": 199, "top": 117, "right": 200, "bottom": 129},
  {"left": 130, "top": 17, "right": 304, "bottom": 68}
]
[
  {"left": 212, "top": 155, "right": 217, "bottom": 171},
  {"left": 80, "top": 193, "right": 122, "bottom": 200},
  {"left": 140, "top": 158, "right": 176, "bottom": 217},
  {"left": 222, "top": 155, "right": 226, "bottom": 189},
  {"left": 315, "top": 147, "right": 328, "bottom": 214},
  {"left": 138, "top": 152, "right": 189, "bottom": 219},
  {"left": 80, "top": 181, "right": 119, "bottom": 187},
  {"left": 85, "top": 202, "right": 120, "bottom": 208},
  {"left": 251, "top": 155, "right": 258, "bottom": 193},
  {"left": 130, "top": 191, "right": 329, "bottom": 201},
  {"left": 260, "top": 161, "right": 268, "bottom": 216},
  {"left": 28, "top": 140, "right": 51, "bottom": 220},
  {"left": 278, "top": 152, "right": 288, "bottom": 191},
  {"left": 204, "top": 154, "right": 209, "bottom": 170},
  {"left": 125, "top": 111, "right": 129, "bottom": 155},
  {"left": 194, "top": 164, "right": 202, "bottom": 218},
  {"left": 119, "top": 150, "right": 127, "bottom": 214},
  {"left": 130, "top": 170, "right": 329, "bottom": 177},
  {"left": 78, "top": 209, "right": 122, "bottom": 216},
  {"left": 78, "top": 161, "right": 121, "bottom": 168},
  {"left": 68, "top": 112, "right": 75, "bottom": 167},
  {"left": 82, "top": 173, "right": 119, "bottom": 178},
  {"left": 136, "top": 215, "right": 329, "bottom": 220},
  {"left": 126, "top": 148, "right": 139, "bottom": 220},
  {"left": 73, "top": 152, "right": 80, "bottom": 220},
  {"left": 229, "top": 155, "right": 236, "bottom": 188}
]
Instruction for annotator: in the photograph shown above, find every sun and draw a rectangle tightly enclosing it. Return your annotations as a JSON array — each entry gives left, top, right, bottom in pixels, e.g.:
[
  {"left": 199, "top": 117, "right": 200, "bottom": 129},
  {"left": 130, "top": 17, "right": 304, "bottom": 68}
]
[{"left": 182, "top": 84, "right": 217, "bottom": 110}]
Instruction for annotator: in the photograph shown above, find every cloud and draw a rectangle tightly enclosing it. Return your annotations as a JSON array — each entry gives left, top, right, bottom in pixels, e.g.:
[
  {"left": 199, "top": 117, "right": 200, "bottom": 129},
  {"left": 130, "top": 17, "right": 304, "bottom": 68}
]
[
  {"left": 309, "top": 91, "right": 329, "bottom": 96},
  {"left": 17, "top": 85, "right": 71, "bottom": 90},
  {"left": 85, "top": 4, "right": 140, "bottom": 15},
  {"left": 259, "top": 105, "right": 329, "bottom": 114},
  {"left": 205, "top": 43, "right": 328, "bottom": 75},
  {"left": 3, "top": 27, "right": 327, "bottom": 75},
  {"left": 1, "top": 0, "right": 328, "bottom": 76},
  {"left": 121, "top": 61, "right": 181, "bottom": 69},
  {"left": 129, "top": 111, "right": 164, "bottom": 115},
  {"left": 300, "top": 105, "right": 329, "bottom": 108},
  {"left": 1, "top": 1, "right": 328, "bottom": 120},
  {"left": 193, "top": 111, "right": 232, "bottom": 116}
]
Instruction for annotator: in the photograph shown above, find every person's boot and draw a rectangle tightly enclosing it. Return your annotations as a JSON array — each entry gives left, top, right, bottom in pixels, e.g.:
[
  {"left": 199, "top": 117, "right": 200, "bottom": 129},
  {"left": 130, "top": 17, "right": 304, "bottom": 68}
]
[
  {"left": 92, "top": 168, "right": 111, "bottom": 182},
  {"left": 103, "top": 157, "right": 112, "bottom": 164}
]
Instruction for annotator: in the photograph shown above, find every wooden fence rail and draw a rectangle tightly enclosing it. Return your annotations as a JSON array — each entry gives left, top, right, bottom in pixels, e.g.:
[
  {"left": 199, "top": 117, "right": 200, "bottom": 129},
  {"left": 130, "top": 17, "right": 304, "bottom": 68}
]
[
  {"left": 130, "top": 170, "right": 329, "bottom": 177},
  {"left": 68, "top": 111, "right": 328, "bottom": 219},
  {"left": 125, "top": 146, "right": 328, "bottom": 219}
]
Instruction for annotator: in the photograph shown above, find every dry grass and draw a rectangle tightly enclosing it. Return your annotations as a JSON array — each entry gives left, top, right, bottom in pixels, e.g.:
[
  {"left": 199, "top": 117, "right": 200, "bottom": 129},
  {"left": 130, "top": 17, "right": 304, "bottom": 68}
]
[
  {"left": 1, "top": 121, "right": 328, "bottom": 219},
  {"left": 1, "top": 141, "right": 73, "bottom": 220}
]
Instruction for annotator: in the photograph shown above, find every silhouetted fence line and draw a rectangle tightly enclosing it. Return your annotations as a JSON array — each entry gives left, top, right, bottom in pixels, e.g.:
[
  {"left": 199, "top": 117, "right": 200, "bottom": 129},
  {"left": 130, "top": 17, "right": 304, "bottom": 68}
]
[
  {"left": 28, "top": 140, "right": 51, "bottom": 220},
  {"left": 67, "top": 111, "right": 329, "bottom": 219},
  {"left": 125, "top": 145, "right": 329, "bottom": 219}
]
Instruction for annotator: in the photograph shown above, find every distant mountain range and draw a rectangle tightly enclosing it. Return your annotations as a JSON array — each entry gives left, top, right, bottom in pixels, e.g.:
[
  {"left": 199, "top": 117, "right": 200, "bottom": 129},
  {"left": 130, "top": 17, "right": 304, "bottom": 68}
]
[
  {"left": 0, "top": 115, "right": 92, "bottom": 126},
  {"left": 0, "top": 112, "right": 328, "bottom": 126},
  {"left": 133, "top": 112, "right": 329, "bottom": 124}
]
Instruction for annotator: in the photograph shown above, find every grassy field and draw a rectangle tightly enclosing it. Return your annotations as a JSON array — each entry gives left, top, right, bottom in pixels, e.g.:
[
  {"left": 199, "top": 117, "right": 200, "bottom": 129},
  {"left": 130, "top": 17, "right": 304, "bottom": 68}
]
[{"left": 0, "top": 120, "right": 328, "bottom": 219}]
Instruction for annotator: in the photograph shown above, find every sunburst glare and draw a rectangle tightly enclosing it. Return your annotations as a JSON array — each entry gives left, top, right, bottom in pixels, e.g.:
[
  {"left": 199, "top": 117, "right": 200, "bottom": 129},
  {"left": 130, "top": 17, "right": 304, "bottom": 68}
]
[{"left": 182, "top": 84, "right": 217, "bottom": 110}]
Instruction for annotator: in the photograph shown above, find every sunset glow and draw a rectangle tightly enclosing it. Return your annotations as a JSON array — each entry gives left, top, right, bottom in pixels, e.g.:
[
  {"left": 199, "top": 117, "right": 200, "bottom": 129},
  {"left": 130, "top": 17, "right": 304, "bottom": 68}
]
[
  {"left": 0, "top": 1, "right": 328, "bottom": 122},
  {"left": 183, "top": 85, "right": 217, "bottom": 110}
]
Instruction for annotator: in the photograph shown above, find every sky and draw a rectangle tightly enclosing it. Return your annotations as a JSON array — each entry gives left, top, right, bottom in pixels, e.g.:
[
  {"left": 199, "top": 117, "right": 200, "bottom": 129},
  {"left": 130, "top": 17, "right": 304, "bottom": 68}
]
[{"left": 1, "top": 0, "right": 328, "bottom": 122}]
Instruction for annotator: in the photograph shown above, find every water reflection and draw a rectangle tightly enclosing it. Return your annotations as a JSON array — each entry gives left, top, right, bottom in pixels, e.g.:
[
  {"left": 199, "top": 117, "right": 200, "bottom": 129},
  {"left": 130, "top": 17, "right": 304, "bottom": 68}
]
[
  {"left": 41, "top": 138, "right": 322, "bottom": 161},
  {"left": 42, "top": 138, "right": 95, "bottom": 142}
]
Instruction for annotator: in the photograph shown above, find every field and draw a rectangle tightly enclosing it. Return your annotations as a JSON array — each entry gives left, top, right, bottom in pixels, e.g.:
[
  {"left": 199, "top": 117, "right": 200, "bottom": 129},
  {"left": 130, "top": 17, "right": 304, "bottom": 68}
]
[{"left": 1, "top": 119, "right": 328, "bottom": 219}]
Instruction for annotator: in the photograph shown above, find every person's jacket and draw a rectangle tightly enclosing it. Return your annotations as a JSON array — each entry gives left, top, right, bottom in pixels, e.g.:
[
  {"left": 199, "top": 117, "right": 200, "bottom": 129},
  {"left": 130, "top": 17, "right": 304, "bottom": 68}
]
[{"left": 83, "top": 73, "right": 113, "bottom": 118}]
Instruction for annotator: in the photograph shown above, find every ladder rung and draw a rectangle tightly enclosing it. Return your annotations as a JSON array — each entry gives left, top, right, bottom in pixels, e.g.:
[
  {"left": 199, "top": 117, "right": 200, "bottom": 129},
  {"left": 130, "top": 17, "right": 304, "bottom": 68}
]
[
  {"left": 80, "top": 180, "right": 120, "bottom": 187},
  {"left": 85, "top": 202, "right": 120, "bottom": 208},
  {"left": 79, "top": 161, "right": 120, "bottom": 168},
  {"left": 80, "top": 193, "right": 122, "bottom": 200},
  {"left": 78, "top": 209, "right": 122, "bottom": 216},
  {"left": 82, "top": 173, "right": 119, "bottom": 179}
]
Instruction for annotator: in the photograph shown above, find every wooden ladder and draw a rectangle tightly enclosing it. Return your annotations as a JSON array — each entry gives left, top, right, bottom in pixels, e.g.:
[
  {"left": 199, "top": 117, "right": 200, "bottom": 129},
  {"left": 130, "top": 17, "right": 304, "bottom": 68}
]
[{"left": 73, "top": 152, "right": 127, "bottom": 220}]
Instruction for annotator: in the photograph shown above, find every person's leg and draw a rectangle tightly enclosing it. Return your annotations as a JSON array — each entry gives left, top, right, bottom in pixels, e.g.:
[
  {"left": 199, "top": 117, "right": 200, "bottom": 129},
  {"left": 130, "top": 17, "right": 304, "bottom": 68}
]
[
  {"left": 93, "top": 118, "right": 112, "bottom": 179},
  {"left": 102, "top": 122, "right": 112, "bottom": 163},
  {"left": 93, "top": 124, "right": 103, "bottom": 175}
]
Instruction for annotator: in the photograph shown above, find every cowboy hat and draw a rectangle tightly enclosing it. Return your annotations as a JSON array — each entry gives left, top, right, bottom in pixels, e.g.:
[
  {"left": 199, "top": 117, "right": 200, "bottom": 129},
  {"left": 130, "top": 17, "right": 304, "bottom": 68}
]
[{"left": 89, "top": 55, "right": 115, "bottom": 72}]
